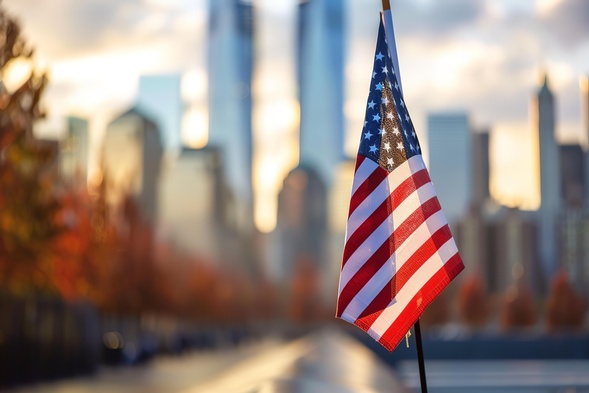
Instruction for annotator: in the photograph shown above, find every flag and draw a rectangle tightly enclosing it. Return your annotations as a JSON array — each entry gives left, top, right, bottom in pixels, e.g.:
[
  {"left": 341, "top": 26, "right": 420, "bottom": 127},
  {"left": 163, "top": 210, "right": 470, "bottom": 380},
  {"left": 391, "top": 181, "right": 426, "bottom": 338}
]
[{"left": 336, "top": 15, "right": 464, "bottom": 351}]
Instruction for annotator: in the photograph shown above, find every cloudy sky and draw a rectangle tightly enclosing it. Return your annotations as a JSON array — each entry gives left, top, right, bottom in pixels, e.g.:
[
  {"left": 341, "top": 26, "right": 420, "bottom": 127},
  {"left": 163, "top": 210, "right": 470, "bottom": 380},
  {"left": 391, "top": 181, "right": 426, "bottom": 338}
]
[{"left": 3, "top": 0, "right": 589, "bottom": 227}]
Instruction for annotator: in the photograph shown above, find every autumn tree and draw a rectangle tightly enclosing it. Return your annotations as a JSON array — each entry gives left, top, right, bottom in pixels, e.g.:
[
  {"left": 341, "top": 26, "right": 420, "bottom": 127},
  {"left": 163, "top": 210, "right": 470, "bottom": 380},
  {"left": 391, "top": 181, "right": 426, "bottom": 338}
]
[
  {"left": 0, "top": 6, "right": 56, "bottom": 295},
  {"left": 545, "top": 271, "right": 586, "bottom": 331},
  {"left": 458, "top": 273, "right": 490, "bottom": 329},
  {"left": 420, "top": 291, "right": 451, "bottom": 329},
  {"left": 500, "top": 282, "right": 537, "bottom": 331}
]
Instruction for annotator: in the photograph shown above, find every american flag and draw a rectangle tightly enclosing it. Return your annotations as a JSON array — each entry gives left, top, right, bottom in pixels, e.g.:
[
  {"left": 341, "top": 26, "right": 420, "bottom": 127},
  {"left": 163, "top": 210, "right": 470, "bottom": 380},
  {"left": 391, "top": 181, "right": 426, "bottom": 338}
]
[{"left": 336, "top": 16, "right": 464, "bottom": 351}]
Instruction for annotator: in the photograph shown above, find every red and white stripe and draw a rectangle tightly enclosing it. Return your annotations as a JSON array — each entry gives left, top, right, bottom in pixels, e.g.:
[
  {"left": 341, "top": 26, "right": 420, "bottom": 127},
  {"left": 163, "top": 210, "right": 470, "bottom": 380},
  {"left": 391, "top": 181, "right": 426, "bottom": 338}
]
[{"left": 336, "top": 154, "right": 463, "bottom": 351}]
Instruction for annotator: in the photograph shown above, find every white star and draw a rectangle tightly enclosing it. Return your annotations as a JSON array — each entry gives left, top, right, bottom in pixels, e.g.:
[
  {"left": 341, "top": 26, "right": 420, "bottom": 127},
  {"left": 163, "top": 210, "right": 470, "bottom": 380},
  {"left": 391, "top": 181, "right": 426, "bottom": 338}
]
[
  {"left": 400, "top": 99, "right": 405, "bottom": 108},
  {"left": 386, "top": 111, "right": 394, "bottom": 120},
  {"left": 364, "top": 121, "right": 368, "bottom": 127},
  {"left": 387, "top": 157, "right": 394, "bottom": 167},
  {"left": 369, "top": 144, "right": 378, "bottom": 153},
  {"left": 405, "top": 114, "right": 410, "bottom": 122},
  {"left": 410, "top": 144, "right": 415, "bottom": 151},
  {"left": 372, "top": 71, "right": 377, "bottom": 79},
  {"left": 375, "top": 83, "right": 383, "bottom": 91},
  {"left": 392, "top": 127, "right": 401, "bottom": 136},
  {"left": 372, "top": 113, "right": 381, "bottom": 122},
  {"left": 384, "top": 142, "right": 391, "bottom": 152},
  {"left": 378, "top": 127, "right": 385, "bottom": 135},
  {"left": 397, "top": 142, "right": 404, "bottom": 151},
  {"left": 381, "top": 96, "right": 389, "bottom": 105},
  {"left": 381, "top": 66, "right": 388, "bottom": 74},
  {"left": 375, "top": 52, "right": 385, "bottom": 61},
  {"left": 412, "top": 131, "right": 416, "bottom": 138},
  {"left": 368, "top": 100, "right": 376, "bottom": 109},
  {"left": 394, "top": 82, "right": 399, "bottom": 90},
  {"left": 364, "top": 131, "right": 373, "bottom": 140}
]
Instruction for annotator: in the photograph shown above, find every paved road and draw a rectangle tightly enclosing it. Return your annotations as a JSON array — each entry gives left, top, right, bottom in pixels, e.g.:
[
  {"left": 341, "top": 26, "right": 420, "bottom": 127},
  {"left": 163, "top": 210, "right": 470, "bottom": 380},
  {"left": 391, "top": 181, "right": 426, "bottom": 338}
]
[
  {"left": 7, "top": 330, "right": 409, "bottom": 393},
  {"left": 7, "top": 340, "right": 282, "bottom": 393}
]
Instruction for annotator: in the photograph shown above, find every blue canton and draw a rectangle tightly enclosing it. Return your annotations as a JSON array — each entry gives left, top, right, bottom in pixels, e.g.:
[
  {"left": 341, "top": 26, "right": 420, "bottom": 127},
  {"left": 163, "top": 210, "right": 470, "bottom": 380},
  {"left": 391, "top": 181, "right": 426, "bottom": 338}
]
[{"left": 358, "top": 18, "right": 421, "bottom": 172}]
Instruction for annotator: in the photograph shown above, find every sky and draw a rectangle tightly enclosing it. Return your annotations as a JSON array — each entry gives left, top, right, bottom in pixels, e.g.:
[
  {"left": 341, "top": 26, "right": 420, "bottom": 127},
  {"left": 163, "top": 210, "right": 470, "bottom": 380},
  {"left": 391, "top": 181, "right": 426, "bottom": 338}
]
[{"left": 2, "top": 0, "right": 589, "bottom": 229}]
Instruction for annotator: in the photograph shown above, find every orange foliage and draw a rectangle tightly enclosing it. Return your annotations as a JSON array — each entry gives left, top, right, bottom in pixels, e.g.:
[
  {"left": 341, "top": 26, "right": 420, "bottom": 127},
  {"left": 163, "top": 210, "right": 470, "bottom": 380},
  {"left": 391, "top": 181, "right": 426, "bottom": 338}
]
[
  {"left": 545, "top": 271, "right": 586, "bottom": 331},
  {"left": 458, "top": 273, "right": 490, "bottom": 329},
  {"left": 287, "top": 256, "right": 322, "bottom": 322},
  {"left": 420, "top": 291, "right": 451, "bottom": 329},
  {"left": 500, "top": 282, "right": 537, "bottom": 331}
]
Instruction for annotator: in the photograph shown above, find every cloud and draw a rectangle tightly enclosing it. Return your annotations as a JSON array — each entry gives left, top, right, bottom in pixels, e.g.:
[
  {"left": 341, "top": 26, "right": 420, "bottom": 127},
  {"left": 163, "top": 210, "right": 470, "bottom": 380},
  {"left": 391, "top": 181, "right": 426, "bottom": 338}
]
[
  {"left": 3, "top": 0, "right": 206, "bottom": 58},
  {"left": 391, "top": 0, "right": 486, "bottom": 38},
  {"left": 538, "top": 0, "right": 589, "bottom": 47}
]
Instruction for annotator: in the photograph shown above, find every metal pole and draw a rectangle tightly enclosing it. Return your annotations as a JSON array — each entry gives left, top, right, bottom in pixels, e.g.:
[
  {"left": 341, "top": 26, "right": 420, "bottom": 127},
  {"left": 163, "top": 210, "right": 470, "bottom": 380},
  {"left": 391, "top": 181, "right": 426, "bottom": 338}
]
[{"left": 414, "top": 319, "right": 428, "bottom": 393}]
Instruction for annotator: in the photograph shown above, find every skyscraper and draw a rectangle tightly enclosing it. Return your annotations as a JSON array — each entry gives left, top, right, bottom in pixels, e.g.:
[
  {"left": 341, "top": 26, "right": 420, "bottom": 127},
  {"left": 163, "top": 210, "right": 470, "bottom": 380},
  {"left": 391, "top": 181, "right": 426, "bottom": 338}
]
[
  {"left": 208, "top": 0, "right": 254, "bottom": 231},
  {"left": 136, "top": 74, "right": 182, "bottom": 152},
  {"left": 271, "top": 165, "right": 327, "bottom": 281},
  {"left": 560, "top": 144, "right": 585, "bottom": 208},
  {"left": 59, "top": 116, "right": 88, "bottom": 188},
  {"left": 580, "top": 76, "right": 589, "bottom": 210},
  {"left": 471, "top": 129, "right": 490, "bottom": 209},
  {"left": 427, "top": 112, "right": 472, "bottom": 226},
  {"left": 159, "top": 146, "right": 226, "bottom": 260},
  {"left": 534, "top": 75, "right": 560, "bottom": 281},
  {"left": 581, "top": 75, "right": 589, "bottom": 150},
  {"left": 297, "top": 0, "right": 345, "bottom": 185},
  {"left": 456, "top": 128, "right": 489, "bottom": 280},
  {"left": 102, "top": 108, "right": 163, "bottom": 225}
]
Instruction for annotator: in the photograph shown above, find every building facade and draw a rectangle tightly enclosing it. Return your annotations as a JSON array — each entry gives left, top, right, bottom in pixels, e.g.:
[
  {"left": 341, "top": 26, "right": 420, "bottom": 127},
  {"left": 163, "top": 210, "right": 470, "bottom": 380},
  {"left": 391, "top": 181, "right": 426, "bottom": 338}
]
[
  {"left": 534, "top": 75, "right": 561, "bottom": 282},
  {"left": 297, "top": 0, "right": 345, "bottom": 186},
  {"left": 102, "top": 108, "right": 163, "bottom": 225},
  {"left": 208, "top": 0, "right": 254, "bottom": 232},
  {"left": 427, "top": 112, "right": 472, "bottom": 227}
]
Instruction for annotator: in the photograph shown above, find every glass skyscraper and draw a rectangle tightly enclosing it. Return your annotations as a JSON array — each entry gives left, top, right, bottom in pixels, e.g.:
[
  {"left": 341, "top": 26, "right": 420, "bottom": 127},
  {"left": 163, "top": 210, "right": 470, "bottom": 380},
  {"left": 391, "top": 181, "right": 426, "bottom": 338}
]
[{"left": 427, "top": 112, "right": 472, "bottom": 227}]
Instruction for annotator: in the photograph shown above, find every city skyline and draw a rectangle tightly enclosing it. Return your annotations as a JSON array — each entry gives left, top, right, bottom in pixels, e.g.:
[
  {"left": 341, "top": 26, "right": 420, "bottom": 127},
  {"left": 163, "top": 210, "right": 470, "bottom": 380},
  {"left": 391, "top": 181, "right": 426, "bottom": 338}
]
[{"left": 2, "top": 0, "right": 589, "bottom": 231}]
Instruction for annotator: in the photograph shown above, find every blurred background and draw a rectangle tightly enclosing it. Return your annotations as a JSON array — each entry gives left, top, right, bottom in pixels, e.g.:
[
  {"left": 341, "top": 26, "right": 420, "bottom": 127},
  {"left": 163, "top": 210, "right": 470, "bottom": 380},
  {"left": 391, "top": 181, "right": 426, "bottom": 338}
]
[{"left": 0, "top": 0, "right": 588, "bottom": 391}]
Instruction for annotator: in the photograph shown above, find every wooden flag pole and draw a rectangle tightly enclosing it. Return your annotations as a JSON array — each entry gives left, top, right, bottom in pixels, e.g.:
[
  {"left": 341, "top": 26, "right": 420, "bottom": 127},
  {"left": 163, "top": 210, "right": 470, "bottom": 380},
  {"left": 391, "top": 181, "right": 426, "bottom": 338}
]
[{"left": 380, "top": 1, "right": 428, "bottom": 392}]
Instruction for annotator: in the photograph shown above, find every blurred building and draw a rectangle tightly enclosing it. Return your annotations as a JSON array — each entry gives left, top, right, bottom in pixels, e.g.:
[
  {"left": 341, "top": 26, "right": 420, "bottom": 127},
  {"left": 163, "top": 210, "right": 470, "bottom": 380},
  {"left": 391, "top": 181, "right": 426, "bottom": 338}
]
[
  {"left": 58, "top": 116, "right": 88, "bottom": 188},
  {"left": 325, "top": 159, "right": 355, "bottom": 303},
  {"left": 559, "top": 144, "right": 585, "bottom": 209},
  {"left": 208, "top": 0, "right": 254, "bottom": 232},
  {"left": 136, "top": 74, "right": 183, "bottom": 151},
  {"left": 159, "top": 146, "right": 226, "bottom": 261},
  {"left": 102, "top": 108, "right": 163, "bottom": 225},
  {"left": 534, "top": 75, "right": 560, "bottom": 283},
  {"left": 492, "top": 209, "right": 541, "bottom": 294},
  {"left": 297, "top": 0, "right": 345, "bottom": 186},
  {"left": 558, "top": 210, "right": 589, "bottom": 298},
  {"left": 581, "top": 75, "right": 589, "bottom": 150},
  {"left": 270, "top": 165, "right": 328, "bottom": 283},
  {"left": 581, "top": 76, "right": 589, "bottom": 211},
  {"left": 471, "top": 129, "right": 491, "bottom": 209},
  {"left": 456, "top": 127, "right": 491, "bottom": 283},
  {"left": 427, "top": 112, "right": 472, "bottom": 227}
]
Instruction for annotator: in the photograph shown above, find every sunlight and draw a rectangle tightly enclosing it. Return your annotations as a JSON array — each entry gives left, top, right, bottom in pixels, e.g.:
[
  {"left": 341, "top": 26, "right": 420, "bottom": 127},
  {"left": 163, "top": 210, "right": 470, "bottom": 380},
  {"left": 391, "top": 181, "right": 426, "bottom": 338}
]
[{"left": 181, "top": 105, "right": 208, "bottom": 149}]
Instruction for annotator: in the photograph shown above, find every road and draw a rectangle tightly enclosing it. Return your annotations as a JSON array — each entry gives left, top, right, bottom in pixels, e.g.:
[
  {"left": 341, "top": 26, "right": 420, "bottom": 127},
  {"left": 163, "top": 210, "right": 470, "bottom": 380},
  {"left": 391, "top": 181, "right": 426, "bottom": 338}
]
[
  {"left": 6, "top": 340, "right": 282, "bottom": 393},
  {"left": 6, "top": 330, "right": 409, "bottom": 393}
]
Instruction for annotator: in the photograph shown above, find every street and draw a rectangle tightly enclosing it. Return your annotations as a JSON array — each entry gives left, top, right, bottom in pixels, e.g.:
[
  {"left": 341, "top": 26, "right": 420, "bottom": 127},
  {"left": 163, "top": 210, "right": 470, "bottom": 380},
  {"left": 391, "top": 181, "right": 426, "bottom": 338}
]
[{"left": 6, "top": 330, "right": 409, "bottom": 393}]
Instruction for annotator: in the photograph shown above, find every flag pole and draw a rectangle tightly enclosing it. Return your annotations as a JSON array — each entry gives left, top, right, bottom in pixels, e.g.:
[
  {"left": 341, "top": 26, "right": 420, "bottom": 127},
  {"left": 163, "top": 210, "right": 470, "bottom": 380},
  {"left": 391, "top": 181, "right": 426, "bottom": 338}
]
[
  {"left": 414, "top": 319, "right": 428, "bottom": 393},
  {"left": 380, "top": 1, "right": 428, "bottom": 392}
]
